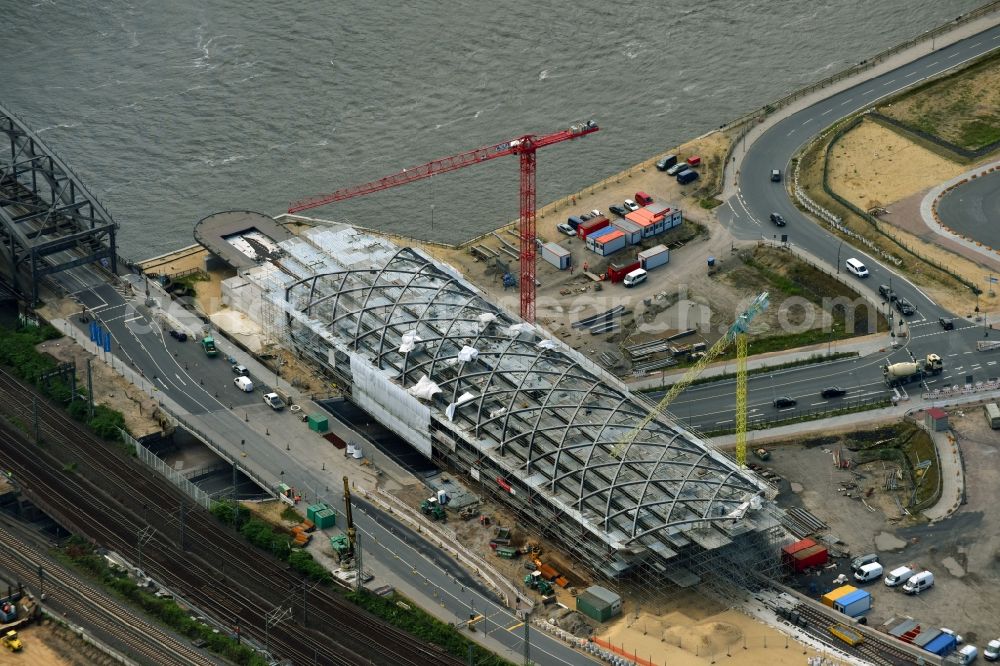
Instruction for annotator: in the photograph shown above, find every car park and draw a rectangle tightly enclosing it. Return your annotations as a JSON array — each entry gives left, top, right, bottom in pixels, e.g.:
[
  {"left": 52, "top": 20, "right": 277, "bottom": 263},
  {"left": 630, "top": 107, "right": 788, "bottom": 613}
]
[
  {"left": 557, "top": 223, "right": 576, "bottom": 236},
  {"left": 771, "top": 168, "right": 781, "bottom": 182},
  {"left": 623, "top": 199, "right": 640, "bottom": 212},
  {"left": 984, "top": 638, "right": 1000, "bottom": 661},
  {"left": 609, "top": 204, "right": 627, "bottom": 217},
  {"left": 878, "top": 284, "right": 897, "bottom": 301},
  {"left": 666, "top": 162, "right": 688, "bottom": 176},
  {"left": 769, "top": 212, "right": 786, "bottom": 226},
  {"left": 895, "top": 298, "right": 916, "bottom": 315},
  {"left": 821, "top": 387, "right": 847, "bottom": 399},
  {"left": 773, "top": 397, "right": 797, "bottom": 409},
  {"left": 939, "top": 317, "right": 955, "bottom": 330}
]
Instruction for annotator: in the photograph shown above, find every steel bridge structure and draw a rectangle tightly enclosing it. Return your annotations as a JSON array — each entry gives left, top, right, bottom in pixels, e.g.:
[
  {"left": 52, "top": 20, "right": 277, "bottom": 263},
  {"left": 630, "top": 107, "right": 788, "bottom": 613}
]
[{"left": 0, "top": 102, "right": 118, "bottom": 302}]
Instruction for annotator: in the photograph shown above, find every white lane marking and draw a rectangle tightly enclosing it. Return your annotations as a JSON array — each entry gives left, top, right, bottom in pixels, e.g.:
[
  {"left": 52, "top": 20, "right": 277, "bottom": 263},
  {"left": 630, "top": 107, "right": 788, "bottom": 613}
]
[
  {"left": 964, "top": 351, "right": 974, "bottom": 354},
  {"left": 174, "top": 373, "right": 187, "bottom": 386},
  {"left": 925, "top": 61, "right": 939, "bottom": 69},
  {"left": 955, "top": 366, "right": 964, "bottom": 371},
  {"left": 989, "top": 361, "right": 997, "bottom": 366},
  {"left": 948, "top": 52, "right": 961, "bottom": 59},
  {"left": 124, "top": 316, "right": 143, "bottom": 323},
  {"left": 861, "top": 88, "right": 874, "bottom": 95},
  {"left": 841, "top": 98, "right": 853, "bottom": 105},
  {"left": 904, "top": 71, "right": 917, "bottom": 78},
  {"left": 883, "top": 79, "right": 896, "bottom": 86},
  {"left": 948, "top": 353, "right": 959, "bottom": 357},
  {"left": 802, "top": 118, "right": 813, "bottom": 125},
  {"left": 821, "top": 109, "right": 832, "bottom": 116},
  {"left": 787, "top": 129, "right": 796, "bottom": 136},
  {"left": 778, "top": 407, "right": 796, "bottom": 413},
  {"left": 971, "top": 41, "right": 983, "bottom": 47},
  {"left": 972, "top": 365, "right": 982, "bottom": 370},
  {"left": 810, "top": 401, "right": 827, "bottom": 406},
  {"left": 716, "top": 419, "right": 733, "bottom": 425}
]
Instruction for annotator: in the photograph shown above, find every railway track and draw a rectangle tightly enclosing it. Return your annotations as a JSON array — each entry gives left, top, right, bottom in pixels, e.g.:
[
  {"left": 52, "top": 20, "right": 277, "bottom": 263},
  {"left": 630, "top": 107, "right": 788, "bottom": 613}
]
[
  {"left": 0, "top": 524, "right": 214, "bottom": 666},
  {"left": 792, "top": 601, "right": 922, "bottom": 665},
  {"left": 0, "top": 368, "right": 463, "bottom": 665}
]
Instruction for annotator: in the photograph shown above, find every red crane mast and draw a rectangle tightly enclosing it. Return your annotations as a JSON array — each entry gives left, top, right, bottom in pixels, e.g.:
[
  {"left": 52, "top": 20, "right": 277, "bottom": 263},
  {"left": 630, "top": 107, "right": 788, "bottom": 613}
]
[{"left": 287, "top": 120, "right": 599, "bottom": 323}]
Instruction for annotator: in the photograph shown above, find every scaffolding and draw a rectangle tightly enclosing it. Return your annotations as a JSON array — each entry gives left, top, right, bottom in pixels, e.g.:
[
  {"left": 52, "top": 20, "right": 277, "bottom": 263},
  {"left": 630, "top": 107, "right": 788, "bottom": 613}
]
[{"left": 222, "top": 222, "right": 788, "bottom": 600}]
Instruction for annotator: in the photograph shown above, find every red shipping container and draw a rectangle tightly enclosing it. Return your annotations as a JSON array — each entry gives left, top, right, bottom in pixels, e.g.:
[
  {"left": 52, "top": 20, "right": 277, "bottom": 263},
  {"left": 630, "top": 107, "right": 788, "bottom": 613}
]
[
  {"left": 577, "top": 215, "right": 610, "bottom": 239},
  {"left": 686, "top": 155, "right": 701, "bottom": 167},
  {"left": 607, "top": 260, "right": 641, "bottom": 283},
  {"left": 789, "top": 544, "right": 828, "bottom": 572},
  {"left": 781, "top": 538, "right": 817, "bottom": 558}
]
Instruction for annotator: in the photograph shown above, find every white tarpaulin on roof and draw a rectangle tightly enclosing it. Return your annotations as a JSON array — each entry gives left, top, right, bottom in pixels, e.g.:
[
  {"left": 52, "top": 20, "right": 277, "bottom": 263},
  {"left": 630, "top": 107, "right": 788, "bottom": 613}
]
[
  {"left": 507, "top": 323, "right": 535, "bottom": 338},
  {"left": 457, "top": 346, "right": 479, "bottom": 363},
  {"left": 477, "top": 312, "right": 497, "bottom": 329},
  {"left": 446, "top": 391, "right": 478, "bottom": 421},
  {"left": 537, "top": 339, "right": 558, "bottom": 350},
  {"left": 349, "top": 353, "right": 432, "bottom": 458},
  {"left": 408, "top": 375, "right": 442, "bottom": 401},
  {"left": 398, "top": 330, "right": 422, "bottom": 353}
]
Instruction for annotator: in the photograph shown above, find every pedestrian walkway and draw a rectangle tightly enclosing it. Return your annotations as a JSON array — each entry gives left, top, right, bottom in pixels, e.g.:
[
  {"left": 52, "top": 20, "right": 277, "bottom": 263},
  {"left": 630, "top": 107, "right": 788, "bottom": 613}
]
[{"left": 922, "top": 428, "right": 965, "bottom": 523}]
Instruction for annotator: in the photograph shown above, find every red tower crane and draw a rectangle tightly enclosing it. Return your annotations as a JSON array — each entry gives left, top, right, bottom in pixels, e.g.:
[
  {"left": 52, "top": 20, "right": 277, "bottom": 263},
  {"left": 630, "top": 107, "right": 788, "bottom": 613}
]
[{"left": 287, "top": 120, "right": 599, "bottom": 323}]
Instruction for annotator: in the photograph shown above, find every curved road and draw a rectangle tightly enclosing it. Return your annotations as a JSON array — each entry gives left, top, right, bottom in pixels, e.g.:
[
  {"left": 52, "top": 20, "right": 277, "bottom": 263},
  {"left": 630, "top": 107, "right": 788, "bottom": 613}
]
[
  {"left": 937, "top": 170, "right": 1000, "bottom": 249},
  {"left": 672, "top": 23, "right": 1000, "bottom": 427}
]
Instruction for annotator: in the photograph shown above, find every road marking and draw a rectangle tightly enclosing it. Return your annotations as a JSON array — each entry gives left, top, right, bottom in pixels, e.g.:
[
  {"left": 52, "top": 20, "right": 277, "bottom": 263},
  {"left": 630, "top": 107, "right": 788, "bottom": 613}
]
[
  {"left": 802, "top": 118, "right": 813, "bottom": 125},
  {"left": 787, "top": 129, "right": 796, "bottom": 136},
  {"left": 955, "top": 366, "right": 964, "bottom": 371},
  {"left": 971, "top": 41, "right": 983, "bottom": 47},
  {"left": 964, "top": 351, "right": 974, "bottom": 354},
  {"left": 810, "top": 401, "right": 826, "bottom": 406},
  {"left": 972, "top": 365, "right": 982, "bottom": 370},
  {"left": 861, "top": 88, "right": 874, "bottom": 95},
  {"left": 778, "top": 407, "right": 795, "bottom": 413},
  {"left": 925, "top": 61, "right": 939, "bottom": 69},
  {"left": 174, "top": 373, "right": 187, "bottom": 386},
  {"left": 947, "top": 353, "right": 958, "bottom": 357},
  {"left": 883, "top": 79, "right": 896, "bottom": 86},
  {"left": 506, "top": 622, "right": 524, "bottom": 632},
  {"left": 124, "top": 316, "right": 143, "bottom": 323},
  {"left": 948, "top": 51, "right": 961, "bottom": 58},
  {"left": 841, "top": 98, "right": 853, "bottom": 105},
  {"left": 989, "top": 361, "right": 997, "bottom": 366},
  {"left": 904, "top": 71, "right": 917, "bottom": 78},
  {"left": 716, "top": 419, "right": 733, "bottom": 425}
]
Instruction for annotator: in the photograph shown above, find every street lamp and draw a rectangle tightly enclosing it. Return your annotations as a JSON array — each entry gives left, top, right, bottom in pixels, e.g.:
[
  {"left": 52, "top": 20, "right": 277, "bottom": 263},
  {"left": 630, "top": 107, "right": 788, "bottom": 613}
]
[{"left": 836, "top": 241, "right": 843, "bottom": 275}]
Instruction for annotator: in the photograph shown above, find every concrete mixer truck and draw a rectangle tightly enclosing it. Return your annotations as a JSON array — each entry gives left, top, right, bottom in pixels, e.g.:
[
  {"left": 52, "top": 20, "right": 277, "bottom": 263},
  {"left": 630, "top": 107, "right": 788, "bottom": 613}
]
[{"left": 882, "top": 354, "right": 943, "bottom": 386}]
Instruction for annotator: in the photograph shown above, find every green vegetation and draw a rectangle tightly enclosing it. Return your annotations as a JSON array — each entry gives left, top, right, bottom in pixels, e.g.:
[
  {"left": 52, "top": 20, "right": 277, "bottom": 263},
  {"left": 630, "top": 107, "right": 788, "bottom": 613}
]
[
  {"left": 699, "top": 198, "right": 723, "bottom": 210},
  {"left": 850, "top": 422, "right": 940, "bottom": 509},
  {"left": 347, "top": 589, "right": 512, "bottom": 666},
  {"left": 61, "top": 537, "right": 268, "bottom": 666},
  {"left": 210, "top": 501, "right": 510, "bottom": 664},
  {"left": 0, "top": 324, "right": 128, "bottom": 442},
  {"left": 637, "top": 351, "right": 858, "bottom": 393},
  {"left": 281, "top": 506, "right": 303, "bottom": 523},
  {"left": 880, "top": 49, "right": 1000, "bottom": 151}
]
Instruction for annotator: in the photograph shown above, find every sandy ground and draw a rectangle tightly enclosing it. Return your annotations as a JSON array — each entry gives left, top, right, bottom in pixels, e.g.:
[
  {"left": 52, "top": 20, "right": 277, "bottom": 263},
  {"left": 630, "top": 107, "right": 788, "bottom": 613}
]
[
  {"left": 598, "top": 607, "right": 834, "bottom": 666},
  {"left": 137, "top": 245, "right": 206, "bottom": 277},
  {"left": 826, "top": 119, "right": 968, "bottom": 210},
  {"left": 4, "top": 620, "right": 119, "bottom": 666}
]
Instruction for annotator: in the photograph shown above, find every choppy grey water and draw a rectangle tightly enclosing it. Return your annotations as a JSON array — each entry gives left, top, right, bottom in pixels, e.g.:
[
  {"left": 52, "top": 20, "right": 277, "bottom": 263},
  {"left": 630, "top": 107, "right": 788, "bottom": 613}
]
[{"left": 2, "top": 1, "right": 985, "bottom": 259}]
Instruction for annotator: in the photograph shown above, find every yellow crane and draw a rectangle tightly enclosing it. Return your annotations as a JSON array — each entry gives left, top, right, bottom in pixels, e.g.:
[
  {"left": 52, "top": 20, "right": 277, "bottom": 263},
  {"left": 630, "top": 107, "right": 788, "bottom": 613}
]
[{"left": 613, "top": 292, "right": 769, "bottom": 467}]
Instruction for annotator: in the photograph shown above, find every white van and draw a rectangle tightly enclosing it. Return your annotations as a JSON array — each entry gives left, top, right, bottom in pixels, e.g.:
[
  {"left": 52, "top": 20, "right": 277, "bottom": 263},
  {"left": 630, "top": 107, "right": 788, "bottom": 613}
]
[
  {"left": 845, "top": 257, "right": 869, "bottom": 277},
  {"left": 902, "top": 570, "right": 934, "bottom": 594},
  {"left": 957, "top": 645, "right": 978, "bottom": 665},
  {"left": 884, "top": 566, "right": 914, "bottom": 587},
  {"left": 234, "top": 376, "right": 254, "bottom": 392},
  {"left": 623, "top": 268, "right": 647, "bottom": 288},
  {"left": 854, "top": 561, "right": 883, "bottom": 583}
]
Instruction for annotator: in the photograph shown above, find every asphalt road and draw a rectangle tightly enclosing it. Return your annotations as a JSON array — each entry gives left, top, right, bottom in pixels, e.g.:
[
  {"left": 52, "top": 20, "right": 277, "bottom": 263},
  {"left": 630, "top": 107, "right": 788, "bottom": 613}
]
[{"left": 937, "top": 170, "right": 1000, "bottom": 249}]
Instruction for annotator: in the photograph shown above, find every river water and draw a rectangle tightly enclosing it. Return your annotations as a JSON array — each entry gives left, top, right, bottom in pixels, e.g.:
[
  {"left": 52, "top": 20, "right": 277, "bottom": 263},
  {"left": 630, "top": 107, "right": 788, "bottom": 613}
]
[{"left": 2, "top": 1, "right": 985, "bottom": 259}]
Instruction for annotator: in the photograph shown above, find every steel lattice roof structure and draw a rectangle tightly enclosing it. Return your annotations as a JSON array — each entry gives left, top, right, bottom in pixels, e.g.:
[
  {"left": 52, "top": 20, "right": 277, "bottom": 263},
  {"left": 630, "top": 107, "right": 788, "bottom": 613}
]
[{"left": 256, "top": 228, "right": 782, "bottom": 577}]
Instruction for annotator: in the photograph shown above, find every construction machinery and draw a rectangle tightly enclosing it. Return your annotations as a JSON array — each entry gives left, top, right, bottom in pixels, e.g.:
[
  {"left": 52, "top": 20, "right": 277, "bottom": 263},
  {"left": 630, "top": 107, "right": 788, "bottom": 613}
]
[
  {"left": 330, "top": 534, "right": 351, "bottom": 562},
  {"left": 200, "top": 335, "right": 218, "bottom": 357},
  {"left": 287, "top": 121, "right": 599, "bottom": 323},
  {"left": 419, "top": 497, "right": 446, "bottom": 521},
  {"left": 340, "top": 476, "right": 357, "bottom": 567},
  {"left": 2, "top": 630, "right": 22, "bottom": 652},
  {"left": 613, "top": 292, "right": 769, "bottom": 467},
  {"left": 753, "top": 447, "right": 771, "bottom": 461},
  {"left": 883, "top": 353, "right": 943, "bottom": 386}
]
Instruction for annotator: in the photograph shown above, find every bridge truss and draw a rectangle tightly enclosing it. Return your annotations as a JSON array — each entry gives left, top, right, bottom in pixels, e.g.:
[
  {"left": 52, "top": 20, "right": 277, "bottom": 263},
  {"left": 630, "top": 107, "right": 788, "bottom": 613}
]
[{"left": 0, "top": 102, "right": 118, "bottom": 302}]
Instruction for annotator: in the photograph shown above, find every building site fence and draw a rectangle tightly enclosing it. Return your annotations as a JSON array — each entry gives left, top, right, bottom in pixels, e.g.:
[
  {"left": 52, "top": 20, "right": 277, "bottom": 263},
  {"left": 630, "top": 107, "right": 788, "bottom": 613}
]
[{"left": 123, "top": 428, "right": 215, "bottom": 511}]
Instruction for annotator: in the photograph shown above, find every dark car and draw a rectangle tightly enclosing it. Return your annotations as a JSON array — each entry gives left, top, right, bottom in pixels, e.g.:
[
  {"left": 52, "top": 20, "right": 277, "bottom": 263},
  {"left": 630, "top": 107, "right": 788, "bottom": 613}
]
[
  {"left": 821, "top": 387, "right": 847, "bottom": 399},
  {"left": 609, "top": 204, "right": 628, "bottom": 217},
  {"left": 770, "top": 169, "right": 782, "bottom": 182},
  {"left": 773, "top": 397, "right": 797, "bottom": 408},
  {"left": 895, "top": 298, "right": 915, "bottom": 315},
  {"left": 939, "top": 317, "right": 955, "bottom": 330},
  {"left": 878, "top": 284, "right": 897, "bottom": 301},
  {"left": 169, "top": 330, "right": 188, "bottom": 342},
  {"left": 656, "top": 154, "right": 678, "bottom": 171},
  {"left": 769, "top": 212, "right": 786, "bottom": 227}
]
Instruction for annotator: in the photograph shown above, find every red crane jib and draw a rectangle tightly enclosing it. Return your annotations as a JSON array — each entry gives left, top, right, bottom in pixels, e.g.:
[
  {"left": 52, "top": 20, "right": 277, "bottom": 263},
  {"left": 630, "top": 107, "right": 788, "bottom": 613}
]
[{"left": 287, "top": 121, "right": 599, "bottom": 323}]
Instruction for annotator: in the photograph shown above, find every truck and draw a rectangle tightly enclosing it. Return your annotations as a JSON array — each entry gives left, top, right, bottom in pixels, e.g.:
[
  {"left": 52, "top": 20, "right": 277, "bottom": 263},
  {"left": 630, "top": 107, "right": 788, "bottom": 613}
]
[
  {"left": 201, "top": 336, "right": 218, "bottom": 357},
  {"left": 882, "top": 354, "right": 943, "bottom": 386}
]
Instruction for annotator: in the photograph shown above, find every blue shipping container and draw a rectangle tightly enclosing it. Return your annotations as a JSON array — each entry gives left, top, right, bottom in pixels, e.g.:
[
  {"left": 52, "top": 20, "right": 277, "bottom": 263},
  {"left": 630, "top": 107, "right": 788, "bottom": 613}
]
[
  {"left": 833, "top": 589, "right": 871, "bottom": 617},
  {"left": 923, "top": 633, "right": 957, "bottom": 657}
]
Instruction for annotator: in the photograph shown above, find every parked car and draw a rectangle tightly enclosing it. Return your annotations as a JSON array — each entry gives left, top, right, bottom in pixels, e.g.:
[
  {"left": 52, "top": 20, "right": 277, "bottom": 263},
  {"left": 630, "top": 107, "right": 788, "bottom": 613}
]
[
  {"left": 635, "top": 191, "right": 653, "bottom": 206},
  {"left": 657, "top": 155, "right": 678, "bottom": 171},
  {"left": 939, "top": 317, "right": 955, "bottom": 330},
  {"left": 169, "top": 329, "right": 188, "bottom": 342},
  {"left": 984, "top": 638, "right": 1000, "bottom": 661},
  {"left": 557, "top": 223, "right": 576, "bottom": 236},
  {"left": 609, "top": 204, "right": 628, "bottom": 217},
  {"left": 263, "top": 392, "right": 286, "bottom": 410},
  {"left": 769, "top": 212, "right": 786, "bottom": 227},
  {"left": 771, "top": 168, "right": 782, "bottom": 182},
  {"left": 878, "top": 284, "right": 897, "bottom": 301},
  {"left": 821, "top": 387, "right": 847, "bottom": 398},
  {"left": 773, "top": 397, "right": 797, "bottom": 408},
  {"left": 579, "top": 213, "right": 592, "bottom": 221},
  {"left": 232, "top": 364, "right": 249, "bottom": 376},
  {"left": 590, "top": 209, "right": 602, "bottom": 217},
  {"left": 623, "top": 199, "right": 640, "bottom": 212},
  {"left": 895, "top": 298, "right": 916, "bottom": 316},
  {"left": 851, "top": 553, "right": 879, "bottom": 572},
  {"left": 666, "top": 162, "right": 688, "bottom": 176}
]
